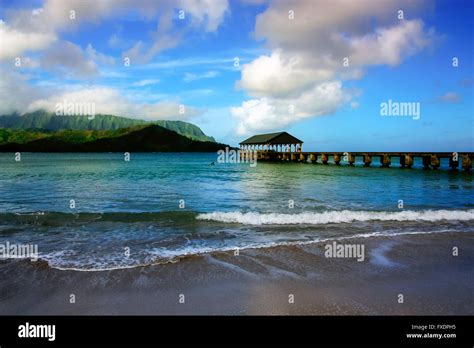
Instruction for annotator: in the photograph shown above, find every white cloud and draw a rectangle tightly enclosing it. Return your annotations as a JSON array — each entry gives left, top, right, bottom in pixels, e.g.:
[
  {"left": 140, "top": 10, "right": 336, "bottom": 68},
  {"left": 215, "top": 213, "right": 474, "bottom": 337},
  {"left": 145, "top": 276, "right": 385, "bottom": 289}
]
[
  {"left": 232, "top": 0, "right": 436, "bottom": 134},
  {"left": 0, "top": 66, "right": 199, "bottom": 120},
  {"left": 253, "top": 0, "right": 428, "bottom": 50},
  {"left": 178, "top": 0, "right": 229, "bottom": 32},
  {"left": 121, "top": 0, "right": 229, "bottom": 63},
  {"left": 0, "top": 20, "right": 56, "bottom": 60},
  {"left": 40, "top": 41, "right": 98, "bottom": 78},
  {"left": 24, "top": 87, "right": 202, "bottom": 120},
  {"left": 1, "top": 0, "right": 230, "bottom": 65},
  {"left": 86, "top": 44, "right": 116, "bottom": 66},
  {"left": 108, "top": 32, "right": 132, "bottom": 50},
  {"left": 237, "top": 50, "right": 333, "bottom": 98},
  {"left": 348, "top": 20, "right": 433, "bottom": 66},
  {"left": 0, "top": 69, "right": 46, "bottom": 115},
  {"left": 132, "top": 79, "right": 161, "bottom": 87},
  {"left": 231, "top": 81, "right": 347, "bottom": 135},
  {"left": 136, "top": 57, "right": 235, "bottom": 70},
  {"left": 183, "top": 70, "right": 219, "bottom": 82},
  {"left": 18, "top": 57, "right": 40, "bottom": 68},
  {"left": 122, "top": 35, "right": 181, "bottom": 65},
  {"left": 1, "top": 0, "right": 125, "bottom": 60}
]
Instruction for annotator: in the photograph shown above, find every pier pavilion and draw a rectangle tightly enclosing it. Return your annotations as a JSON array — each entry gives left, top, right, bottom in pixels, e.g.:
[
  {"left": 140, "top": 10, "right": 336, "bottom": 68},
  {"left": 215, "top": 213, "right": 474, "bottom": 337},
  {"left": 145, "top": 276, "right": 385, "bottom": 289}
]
[{"left": 239, "top": 132, "right": 304, "bottom": 153}]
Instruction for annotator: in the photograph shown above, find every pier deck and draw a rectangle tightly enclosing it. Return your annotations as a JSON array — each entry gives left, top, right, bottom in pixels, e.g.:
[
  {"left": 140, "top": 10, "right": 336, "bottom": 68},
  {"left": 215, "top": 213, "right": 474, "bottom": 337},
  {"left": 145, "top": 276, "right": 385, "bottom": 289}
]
[{"left": 242, "top": 151, "right": 474, "bottom": 171}]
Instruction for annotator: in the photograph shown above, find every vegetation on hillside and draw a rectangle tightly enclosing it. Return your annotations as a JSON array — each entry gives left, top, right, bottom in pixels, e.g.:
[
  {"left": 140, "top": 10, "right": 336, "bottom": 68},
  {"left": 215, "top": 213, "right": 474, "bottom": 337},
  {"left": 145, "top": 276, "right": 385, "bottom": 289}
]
[
  {"left": 0, "top": 111, "right": 216, "bottom": 142},
  {"left": 0, "top": 125, "right": 227, "bottom": 152}
]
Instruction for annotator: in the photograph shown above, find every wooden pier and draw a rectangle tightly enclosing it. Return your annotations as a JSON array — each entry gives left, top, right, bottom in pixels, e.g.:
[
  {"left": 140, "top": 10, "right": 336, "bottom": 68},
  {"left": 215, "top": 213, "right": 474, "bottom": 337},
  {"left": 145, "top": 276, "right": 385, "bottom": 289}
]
[
  {"left": 239, "top": 132, "right": 473, "bottom": 171},
  {"left": 240, "top": 150, "right": 473, "bottom": 171}
]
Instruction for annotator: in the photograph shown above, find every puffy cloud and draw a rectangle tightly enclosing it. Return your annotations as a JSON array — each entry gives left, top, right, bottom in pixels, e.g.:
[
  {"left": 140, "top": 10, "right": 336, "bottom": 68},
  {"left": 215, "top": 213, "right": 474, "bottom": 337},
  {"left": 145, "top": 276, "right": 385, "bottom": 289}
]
[
  {"left": 237, "top": 50, "right": 334, "bottom": 98},
  {"left": 8, "top": 0, "right": 163, "bottom": 34},
  {"left": 18, "top": 57, "right": 40, "bottom": 68},
  {"left": 0, "top": 65, "right": 199, "bottom": 120},
  {"left": 0, "top": 20, "right": 56, "bottom": 60},
  {"left": 348, "top": 20, "right": 433, "bottom": 66},
  {"left": 1, "top": 0, "right": 125, "bottom": 60},
  {"left": 121, "top": 0, "right": 228, "bottom": 64},
  {"left": 178, "top": 0, "right": 229, "bottom": 32},
  {"left": 1, "top": 0, "right": 229, "bottom": 64},
  {"left": 0, "top": 69, "right": 46, "bottom": 115},
  {"left": 15, "top": 42, "right": 113, "bottom": 79},
  {"left": 231, "top": 81, "right": 347, "bottom": 134},
  {"left": 253, "top": 0, "right": 428, "bottom": 50},
  {"left": 232, "top": 0, "right": 435, "bottom": 134},
  {"left": 25, "top": 87, "right": 202, "bottom": 120},
  {"left": 40, "top": 41, "right": 98, "bottom": 78}
]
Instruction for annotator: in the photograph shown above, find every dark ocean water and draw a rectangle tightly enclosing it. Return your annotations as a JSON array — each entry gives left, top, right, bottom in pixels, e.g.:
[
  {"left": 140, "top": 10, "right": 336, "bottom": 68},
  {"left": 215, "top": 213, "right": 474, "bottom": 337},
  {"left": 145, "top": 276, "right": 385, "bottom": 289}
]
[{"left": 0, "top": 153, "right": 472, "bottom": 270}]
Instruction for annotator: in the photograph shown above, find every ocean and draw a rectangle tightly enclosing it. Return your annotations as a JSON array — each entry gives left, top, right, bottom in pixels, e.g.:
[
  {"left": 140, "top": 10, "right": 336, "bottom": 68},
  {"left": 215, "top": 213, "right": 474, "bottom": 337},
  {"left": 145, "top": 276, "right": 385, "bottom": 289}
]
[{"left": 1, "top": 152, "right": 473, "bottom": 271}]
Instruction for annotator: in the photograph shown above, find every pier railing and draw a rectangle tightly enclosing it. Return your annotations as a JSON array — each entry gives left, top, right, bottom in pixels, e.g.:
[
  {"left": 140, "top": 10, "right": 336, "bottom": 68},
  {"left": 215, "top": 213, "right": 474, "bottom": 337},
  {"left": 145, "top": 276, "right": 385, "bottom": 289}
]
[{"left": 240, "top": 151, "right": 473, "bottom": 171}]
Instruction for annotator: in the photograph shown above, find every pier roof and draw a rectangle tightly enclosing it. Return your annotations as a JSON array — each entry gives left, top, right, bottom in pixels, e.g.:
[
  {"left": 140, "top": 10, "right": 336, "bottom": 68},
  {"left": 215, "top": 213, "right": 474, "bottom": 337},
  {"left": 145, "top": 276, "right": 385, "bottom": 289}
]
[{"left": 239, "top": 132, "right": 303, "bottom": 145}]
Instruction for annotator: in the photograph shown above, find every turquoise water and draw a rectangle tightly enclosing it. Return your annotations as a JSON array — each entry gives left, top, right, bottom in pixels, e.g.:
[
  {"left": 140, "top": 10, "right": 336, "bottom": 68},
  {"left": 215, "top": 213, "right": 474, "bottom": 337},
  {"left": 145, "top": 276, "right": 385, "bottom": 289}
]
[{"left": 0, "top": 153, "right": 473, "bottom": 270}]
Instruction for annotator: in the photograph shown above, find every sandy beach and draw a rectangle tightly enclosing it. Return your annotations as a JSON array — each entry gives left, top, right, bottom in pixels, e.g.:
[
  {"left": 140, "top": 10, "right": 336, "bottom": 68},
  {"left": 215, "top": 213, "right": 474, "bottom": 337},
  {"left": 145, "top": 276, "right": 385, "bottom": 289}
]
[{"left": 1, "top": 231, "right": 473, "bottom": 315}]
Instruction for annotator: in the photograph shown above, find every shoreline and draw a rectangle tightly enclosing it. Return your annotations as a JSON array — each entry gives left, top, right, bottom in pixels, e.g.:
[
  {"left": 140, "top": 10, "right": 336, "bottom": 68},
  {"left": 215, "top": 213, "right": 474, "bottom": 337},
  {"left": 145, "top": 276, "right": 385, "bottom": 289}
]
[{"left": 1, "top": 231, "right": 473, "bottom": 315}]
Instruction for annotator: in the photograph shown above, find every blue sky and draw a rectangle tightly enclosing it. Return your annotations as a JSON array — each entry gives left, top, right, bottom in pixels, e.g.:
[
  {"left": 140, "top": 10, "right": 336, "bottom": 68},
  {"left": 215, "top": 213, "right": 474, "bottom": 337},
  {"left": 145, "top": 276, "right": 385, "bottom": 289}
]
[{"left": 0, "top": 0, "right": 472, "bottom": 150}]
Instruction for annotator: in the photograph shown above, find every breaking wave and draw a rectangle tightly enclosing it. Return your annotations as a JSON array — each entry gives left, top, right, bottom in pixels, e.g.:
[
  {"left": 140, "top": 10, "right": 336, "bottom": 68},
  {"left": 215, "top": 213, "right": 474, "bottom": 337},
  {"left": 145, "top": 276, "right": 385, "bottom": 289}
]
[
  {"left": 196, "top": 209, "right": 474, "bottom": 225},
  {"left": 8, "top": 227, "right": 467, "bottom": 272}
]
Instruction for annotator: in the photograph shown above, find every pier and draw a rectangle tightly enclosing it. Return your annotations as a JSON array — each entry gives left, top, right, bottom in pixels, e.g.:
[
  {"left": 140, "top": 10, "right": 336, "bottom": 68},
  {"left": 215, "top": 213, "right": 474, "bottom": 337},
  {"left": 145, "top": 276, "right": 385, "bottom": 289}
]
[{"left": 239, "top": 132, "right": 473, "bottom": 171}]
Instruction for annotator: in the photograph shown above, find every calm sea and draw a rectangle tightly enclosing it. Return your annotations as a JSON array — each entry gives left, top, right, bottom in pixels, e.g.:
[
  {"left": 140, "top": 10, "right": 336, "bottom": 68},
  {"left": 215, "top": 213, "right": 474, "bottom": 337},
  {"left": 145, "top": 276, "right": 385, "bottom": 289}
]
[{"left": 0, "top": 153, "right": 473, "bottom": 270}]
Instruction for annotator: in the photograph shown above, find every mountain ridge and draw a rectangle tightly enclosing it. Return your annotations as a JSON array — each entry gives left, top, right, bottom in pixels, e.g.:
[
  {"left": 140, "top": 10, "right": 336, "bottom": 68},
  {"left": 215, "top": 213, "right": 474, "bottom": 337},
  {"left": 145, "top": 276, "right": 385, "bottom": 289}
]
[
  {"left": 0, "top": 124, "right": 227, "bottom": 152},
  {"left": 0, "top": 110, "right": 216, "bottom": 143}
]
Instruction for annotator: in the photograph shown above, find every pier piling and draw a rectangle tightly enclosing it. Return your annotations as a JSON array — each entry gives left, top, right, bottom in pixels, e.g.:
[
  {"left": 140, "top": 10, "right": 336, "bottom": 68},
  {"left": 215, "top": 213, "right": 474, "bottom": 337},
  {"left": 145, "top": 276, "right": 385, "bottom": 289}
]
[
  {"left": 246, "top": 149, "right": 472, "bottom": 172},
  {"left": 348, "top": 153, "right": 355, "bottom": 166},
  {"left": 400, "top": 154, "right": 413, "bottom": 168},
  {"left": 462, "top": 154, "right": 472, "bottom": 171},
  {"left": 431, "top": 155, "right": 440, "bottom": 170},
  {"left": 381, "top": 154, "right": 391, "bottom": 167},
  {"left": 321, "top": 153, "right": 329, "bottom": 165},
  {"left": 363, "top": 155, "right": 372, "bottom": 167}
]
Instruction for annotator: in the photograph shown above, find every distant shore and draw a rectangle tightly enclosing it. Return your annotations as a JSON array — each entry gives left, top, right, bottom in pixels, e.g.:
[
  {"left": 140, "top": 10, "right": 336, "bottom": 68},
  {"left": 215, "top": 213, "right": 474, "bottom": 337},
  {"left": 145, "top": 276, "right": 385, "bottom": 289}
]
[
  {"left": 1, "top": 231, "right": 473, "bottom": 315},
  {"left": 0, "top": 125, "right": 228, "bottom": 152}
]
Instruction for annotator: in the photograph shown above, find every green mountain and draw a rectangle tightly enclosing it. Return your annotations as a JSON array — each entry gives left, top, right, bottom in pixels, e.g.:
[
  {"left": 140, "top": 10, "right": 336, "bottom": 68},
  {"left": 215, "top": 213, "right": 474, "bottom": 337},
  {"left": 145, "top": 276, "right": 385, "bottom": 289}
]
[
  {"left": 0, "top": 110, "right": 216, "bottom": 142},
  {"left": 0, "top": 125, "right": 227, "bottom": 152}
]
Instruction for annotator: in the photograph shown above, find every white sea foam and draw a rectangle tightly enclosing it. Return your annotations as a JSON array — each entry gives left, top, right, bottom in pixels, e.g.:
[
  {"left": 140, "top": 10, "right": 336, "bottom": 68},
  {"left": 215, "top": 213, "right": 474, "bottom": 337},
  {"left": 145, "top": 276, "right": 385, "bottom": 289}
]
[
  {"left": 37, "top": 227, "right": 468, "bottom": 272},
  {"left": 196, "top": 209, "right": 474, "bottom": 225}
]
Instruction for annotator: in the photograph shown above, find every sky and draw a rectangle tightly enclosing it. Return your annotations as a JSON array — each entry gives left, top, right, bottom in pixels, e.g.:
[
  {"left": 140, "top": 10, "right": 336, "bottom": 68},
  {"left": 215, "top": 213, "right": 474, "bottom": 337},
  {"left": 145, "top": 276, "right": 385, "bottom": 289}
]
[{"left": 0, "top": 0, "right": 473, "bottom": 151}]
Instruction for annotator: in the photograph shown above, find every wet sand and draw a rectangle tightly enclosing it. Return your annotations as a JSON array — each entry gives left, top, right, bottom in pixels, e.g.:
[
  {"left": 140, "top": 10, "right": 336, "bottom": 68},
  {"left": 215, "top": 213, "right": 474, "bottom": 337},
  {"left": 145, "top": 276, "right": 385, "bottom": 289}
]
[{"left": 0, "top": 231, "right": 473, "bottom": 315}]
